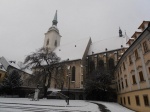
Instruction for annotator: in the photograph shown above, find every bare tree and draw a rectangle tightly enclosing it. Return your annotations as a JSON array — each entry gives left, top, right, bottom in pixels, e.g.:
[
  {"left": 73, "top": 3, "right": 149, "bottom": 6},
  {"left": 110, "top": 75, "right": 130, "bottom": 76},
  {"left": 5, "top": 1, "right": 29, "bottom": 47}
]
[{"left": 24, "top": 47, "right": 62, "bottom": 97}]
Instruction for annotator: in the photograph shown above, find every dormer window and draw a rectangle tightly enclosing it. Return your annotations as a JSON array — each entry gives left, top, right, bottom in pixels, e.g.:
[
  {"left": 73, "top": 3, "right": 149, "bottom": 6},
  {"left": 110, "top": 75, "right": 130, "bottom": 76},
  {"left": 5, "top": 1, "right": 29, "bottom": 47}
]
[
  {"left": 55, "top": 40, "right": 57, "bottom": 47},
  {"left": 46, "top": 39, "right": 49, "bottom": 46}
]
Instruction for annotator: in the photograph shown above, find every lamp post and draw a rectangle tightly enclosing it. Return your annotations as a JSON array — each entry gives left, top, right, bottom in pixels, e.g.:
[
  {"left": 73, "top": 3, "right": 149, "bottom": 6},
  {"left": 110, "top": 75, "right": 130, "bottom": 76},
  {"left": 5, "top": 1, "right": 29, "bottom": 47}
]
[{"left": 67, "top": 66, "right": 71, "bottom": 105}]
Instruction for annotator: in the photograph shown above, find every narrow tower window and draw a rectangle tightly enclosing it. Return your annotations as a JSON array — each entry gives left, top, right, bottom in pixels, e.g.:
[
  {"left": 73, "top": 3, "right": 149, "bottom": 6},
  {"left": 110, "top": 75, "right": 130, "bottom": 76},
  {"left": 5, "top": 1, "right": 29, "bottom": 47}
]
[
  {"left": 46, "top": 39, "right": 49, "bottom": 46},
  {"left": 55, "top": 40, "right": 57, "bottom": 47}
]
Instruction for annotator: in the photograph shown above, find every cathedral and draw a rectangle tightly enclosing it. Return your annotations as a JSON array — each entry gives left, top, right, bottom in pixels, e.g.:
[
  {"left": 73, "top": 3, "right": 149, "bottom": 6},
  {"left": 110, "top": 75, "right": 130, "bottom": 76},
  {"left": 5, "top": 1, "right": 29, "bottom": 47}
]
[{"left": 43, "top": 11, "right": 129, "bottom": 100}]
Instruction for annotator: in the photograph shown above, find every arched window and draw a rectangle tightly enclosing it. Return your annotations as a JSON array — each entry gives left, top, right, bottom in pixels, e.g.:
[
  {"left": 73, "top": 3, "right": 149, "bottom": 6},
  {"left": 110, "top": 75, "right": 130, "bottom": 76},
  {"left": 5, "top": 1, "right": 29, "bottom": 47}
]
[
  {"left": 71, "top": 66, "right": 75, "bottom": 81},
  {"left": 90, "top": 60, "right": 95, "bottom": 72},
  {"left": 55, "top": 40, "right": 57, "bottom": 47},
  {"left": 46, "top": 39, "right": 49, "bottom": 46},
  {"left": 98, "top": 59, "right": 104, "bottom": 69},
  {"left": 108, "top": 58, "right": 115, "bottom": 70}
]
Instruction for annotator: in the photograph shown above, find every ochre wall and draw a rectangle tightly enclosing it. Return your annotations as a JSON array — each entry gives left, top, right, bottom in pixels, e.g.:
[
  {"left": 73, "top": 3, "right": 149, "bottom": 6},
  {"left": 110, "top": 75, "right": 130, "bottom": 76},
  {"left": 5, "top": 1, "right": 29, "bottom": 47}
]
[{"left": 118, "top": 89, "right": 150, "bottom": 112}]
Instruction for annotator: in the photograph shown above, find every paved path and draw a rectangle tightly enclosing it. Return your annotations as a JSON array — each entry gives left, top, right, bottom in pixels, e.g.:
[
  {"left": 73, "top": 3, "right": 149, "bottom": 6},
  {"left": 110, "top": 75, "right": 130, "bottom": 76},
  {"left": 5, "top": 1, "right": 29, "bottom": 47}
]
[{"left": 90, "top": 101, "right": 135, "bottom": 112}]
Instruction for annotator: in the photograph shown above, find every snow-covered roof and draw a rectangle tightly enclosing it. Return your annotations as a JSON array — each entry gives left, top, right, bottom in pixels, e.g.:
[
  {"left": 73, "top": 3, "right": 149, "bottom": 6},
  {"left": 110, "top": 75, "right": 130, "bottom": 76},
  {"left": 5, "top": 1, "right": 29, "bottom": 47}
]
[
  {"left": 0, "top": 57, "right": 20, "bottom": 70},
  {"left": 54, "top": 37, "right": 91, "bottom": 61},
  {"left": 0, "top": 63, "right": 6, "bottom": 72},
  {"left": 0, "top": 57, "right": 32, "bottom": 75},
  {"left": 88, "top": 35, "right": 129, "bottom": 55},
  {"left": 17, "top": 61, "right": 33, "bottom": 75}
]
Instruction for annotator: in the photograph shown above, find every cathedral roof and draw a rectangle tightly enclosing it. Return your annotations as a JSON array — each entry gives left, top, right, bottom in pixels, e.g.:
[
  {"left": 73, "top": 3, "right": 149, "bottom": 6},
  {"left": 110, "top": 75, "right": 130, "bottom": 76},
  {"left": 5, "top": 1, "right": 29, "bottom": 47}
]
[
  {"left": 54, "top": 37, "right": 91, "bottom": 61},
  {"left": 88, "top": 35, "right": 129, "bottom": 55}
]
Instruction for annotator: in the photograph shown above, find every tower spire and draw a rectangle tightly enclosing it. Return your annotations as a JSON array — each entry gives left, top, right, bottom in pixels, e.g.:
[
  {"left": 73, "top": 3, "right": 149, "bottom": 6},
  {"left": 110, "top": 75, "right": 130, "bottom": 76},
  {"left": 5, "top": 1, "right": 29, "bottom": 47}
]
[
  {"left": 119, "top": 27, "right": 123, "bottom": 37},
  {"left": 52, "top": 10, "right": 58, "bottom": 26}
]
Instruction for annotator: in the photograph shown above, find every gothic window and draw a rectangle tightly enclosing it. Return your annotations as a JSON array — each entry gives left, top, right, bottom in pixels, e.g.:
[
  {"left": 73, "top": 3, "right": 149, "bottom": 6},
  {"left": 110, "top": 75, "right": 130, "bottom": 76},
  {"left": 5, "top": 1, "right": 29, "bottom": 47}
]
[
  {"left": 0, "top": 73, "right": 1, "bottom": 78},
  {"left": 46, "top": 39, "right": 49, "bottom": 46},
  {"left": 89, "top": 60, "right": 95, "bottom": 72},
  {"left": 71, "top": 66, "right": 75, "bottom": 81},
  {"left": 55, "top": 40, "right": 57, "bottom": 47},
  {"left": 108, "top": 58, "right": 115, "bottom": 70},
  {"left": 98, "top": 59, "right": 104, "bottom": 69}
]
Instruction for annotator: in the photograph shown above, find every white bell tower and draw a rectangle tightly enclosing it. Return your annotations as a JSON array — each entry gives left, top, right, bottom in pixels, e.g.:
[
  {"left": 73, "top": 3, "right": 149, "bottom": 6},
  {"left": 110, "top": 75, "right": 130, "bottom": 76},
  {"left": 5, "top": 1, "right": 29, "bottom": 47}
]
[{"left": 43, "top": 10, "right": 61, "bottom": 51}]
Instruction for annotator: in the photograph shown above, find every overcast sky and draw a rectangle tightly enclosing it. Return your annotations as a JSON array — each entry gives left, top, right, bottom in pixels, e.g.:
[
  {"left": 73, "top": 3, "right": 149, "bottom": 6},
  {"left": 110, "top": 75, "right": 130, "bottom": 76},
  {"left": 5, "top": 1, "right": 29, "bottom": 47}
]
[{"left": 0, "top": 0, "right": 150, "bottom": 62}]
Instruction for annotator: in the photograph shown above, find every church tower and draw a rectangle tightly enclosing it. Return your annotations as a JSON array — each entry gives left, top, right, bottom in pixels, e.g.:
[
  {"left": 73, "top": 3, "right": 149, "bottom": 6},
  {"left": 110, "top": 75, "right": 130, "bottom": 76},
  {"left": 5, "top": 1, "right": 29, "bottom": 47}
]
[{"left": 43, "top": 10, "right": 61, "bottom": 51}]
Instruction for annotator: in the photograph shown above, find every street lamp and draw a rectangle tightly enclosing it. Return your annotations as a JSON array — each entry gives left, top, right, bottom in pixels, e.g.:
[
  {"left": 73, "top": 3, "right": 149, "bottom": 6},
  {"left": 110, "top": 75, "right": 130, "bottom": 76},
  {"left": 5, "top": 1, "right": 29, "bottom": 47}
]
[{"left": 67, "top": 66, "right": 71, "bottom": 105}]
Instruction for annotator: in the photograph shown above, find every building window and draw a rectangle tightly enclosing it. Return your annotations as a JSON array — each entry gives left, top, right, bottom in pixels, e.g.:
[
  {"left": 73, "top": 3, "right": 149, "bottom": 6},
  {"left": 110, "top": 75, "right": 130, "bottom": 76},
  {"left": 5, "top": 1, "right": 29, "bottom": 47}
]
[
  {"left": 139, "top": 71, "right": 144, "bottom": 82},
  {"left": 89, "top": 60, "right": 95, "bottom": 72},
  {"left": 71, "top": 66, "right": 75, "bottom": 81},
  {"left": 124, "top": 97, "right": 126, "bottom": 105},
  {"left": 119, "top": 82, "right": 121, "bottom": 90},
  {"left": 143, "top": 95, "right": 149, "bottom": 106},
  {"left": 98, "top": 59, "right": 104, "bottom": 69},
  {"left": 135, "top": 96, "right": 140, "bottom": 106},
  {"left": 120, "top": 67, "right": 122, "bottom": 74},
  {"left": 108, "top": 58, "right": 115, "bottom": 70},
  {"left": 54, "top": 40, "right": 57, "bottom": 47},
  {"left": 123, "top": 62, "right": 126, "bottom": 70},
  {"left": 129, "top": 55, "right": 132, "bottom": 64},
  {"left": 46, "top": 39, "right": 49, "bottom": 46},
  {"left": 128, "top": 96, "right": 131, "bottom": 105},
  {"left": 120, "top": 97, "right": 123, "bottom": 104},
  {"left": 135, "top": 49, "right": 139, "bottom": 60},
  {"left": 149, "top": 67, "right": 150, "bottom": 74},
  {"left": 121, "top": 81, "right": 124, "bottom": 89},
  {"left": 125, "top": 79, "right": 128, "bottom": 87},
  {"left": 132, "top": 75, "right": 136, "bottom": 84},
  {"left": 143, "top": 41, "right": 148, "bottom": 53}
]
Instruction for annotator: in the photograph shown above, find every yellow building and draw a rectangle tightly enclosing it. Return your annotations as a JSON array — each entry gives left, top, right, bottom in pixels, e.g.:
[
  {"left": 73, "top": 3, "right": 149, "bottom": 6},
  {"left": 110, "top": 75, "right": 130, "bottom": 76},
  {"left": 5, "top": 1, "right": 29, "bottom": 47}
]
[{"left": 115, "top": 21, "right": 150, "bottom": 112}]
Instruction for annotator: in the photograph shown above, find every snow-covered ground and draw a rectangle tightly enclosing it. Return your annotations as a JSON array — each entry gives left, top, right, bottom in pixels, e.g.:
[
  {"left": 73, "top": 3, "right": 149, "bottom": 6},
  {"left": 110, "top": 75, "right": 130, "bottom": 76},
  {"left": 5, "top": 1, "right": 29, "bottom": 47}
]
[{"left": 0, "top": 98, "right": 134, "bottom": 112}]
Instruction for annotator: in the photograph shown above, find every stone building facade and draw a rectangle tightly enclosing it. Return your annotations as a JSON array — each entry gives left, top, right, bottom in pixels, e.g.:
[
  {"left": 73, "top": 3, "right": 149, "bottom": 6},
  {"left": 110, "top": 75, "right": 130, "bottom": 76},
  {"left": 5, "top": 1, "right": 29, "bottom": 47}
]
[
  {"left": 114, "top": 21, "right": 150, "bottom": 112},
  {"left": 41, "top": 11, "right": 129, "bottom": 99}
]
